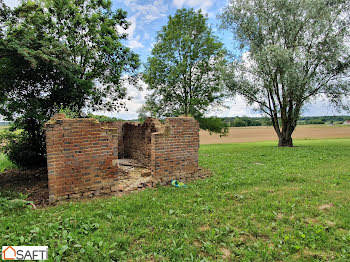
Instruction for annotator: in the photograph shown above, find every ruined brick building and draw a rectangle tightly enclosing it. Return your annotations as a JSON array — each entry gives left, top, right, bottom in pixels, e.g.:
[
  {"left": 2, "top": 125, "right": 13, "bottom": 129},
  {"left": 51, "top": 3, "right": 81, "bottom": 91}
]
[{"left": 45, "top": 114, "right": 200, "bottom": 202}]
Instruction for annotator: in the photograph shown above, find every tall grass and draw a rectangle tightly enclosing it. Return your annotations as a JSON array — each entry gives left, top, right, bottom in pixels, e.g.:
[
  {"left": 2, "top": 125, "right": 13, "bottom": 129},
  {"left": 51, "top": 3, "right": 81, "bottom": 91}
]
[{"left": 0, "top": 153, "right": 15, "bottom": 172}]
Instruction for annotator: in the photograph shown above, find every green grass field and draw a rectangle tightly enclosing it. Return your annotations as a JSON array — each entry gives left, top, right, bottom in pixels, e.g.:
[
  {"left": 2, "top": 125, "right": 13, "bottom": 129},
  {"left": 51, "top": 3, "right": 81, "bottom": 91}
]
[
  {"left": 1, "top": 139, "right": 350, "bottom": 261},
  {"left": 0, "top": 125, "right": 10, "bottom": 132},
  {"left": 0, "top": 153, "right": 15, "bottom": 172},
  {"left": 0, "top": 126, "right": 17, "bottom": 172}
]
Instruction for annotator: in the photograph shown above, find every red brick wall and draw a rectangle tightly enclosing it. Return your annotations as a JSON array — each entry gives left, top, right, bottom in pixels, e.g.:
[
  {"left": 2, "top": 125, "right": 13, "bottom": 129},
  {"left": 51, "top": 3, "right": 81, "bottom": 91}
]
[
  {"left": 45, "top": 115, "right": 120, "bottom": 202},
  {"left": 100, "top": 121, "right": 125, "bottom": 158},
  {"left": 151, "top": 117, "right": 199, "bottom": 185},
  {"left": 45, "top": 115, "right": 200, "bottom": 202},
  {"left": 122, "top": 118, "right": 161, "bottom": 166}
]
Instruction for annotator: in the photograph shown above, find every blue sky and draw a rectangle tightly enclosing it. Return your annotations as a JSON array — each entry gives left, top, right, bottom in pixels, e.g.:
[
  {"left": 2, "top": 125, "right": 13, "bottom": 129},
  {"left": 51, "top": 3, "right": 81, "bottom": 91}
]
[
  {"left": 112, "top": 0, "right": 235, "bottom": 63},
  {"left": 107, "top": 0, "right": 349, "bottom": 119},
  {"left": 4, "top": 0, "right": 349, "bottom": 119}
]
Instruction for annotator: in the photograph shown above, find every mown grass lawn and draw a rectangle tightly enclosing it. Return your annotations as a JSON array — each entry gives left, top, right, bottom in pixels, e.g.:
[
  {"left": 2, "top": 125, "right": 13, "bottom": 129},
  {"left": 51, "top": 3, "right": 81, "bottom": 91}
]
[{"left": 1, "top": 139, "right": 350, "bottom": 261}]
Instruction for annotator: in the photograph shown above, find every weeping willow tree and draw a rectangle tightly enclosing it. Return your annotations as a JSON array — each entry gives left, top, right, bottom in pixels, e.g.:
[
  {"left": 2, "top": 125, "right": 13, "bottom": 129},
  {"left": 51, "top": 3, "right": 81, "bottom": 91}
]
[{"left": 221, "top": 0, "right": 350, "bottom": 146}]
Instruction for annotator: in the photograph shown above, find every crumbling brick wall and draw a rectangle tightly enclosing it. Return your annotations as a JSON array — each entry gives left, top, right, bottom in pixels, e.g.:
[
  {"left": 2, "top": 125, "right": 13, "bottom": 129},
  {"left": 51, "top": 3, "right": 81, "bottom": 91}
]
[
  {"left": 45, "top": 115, "right": 200, "bottom": 202},
  {"left": 100, "top": 121, "right": 126, "bottom": 158},
  {"left": 151, "top": 117, "right": 199, "bottom": 185},
  {"left": 122, "top": 118, "right": 161, "bottom": 166},
  {"left": 45, "top": 114, "right": 120, "bottom": 202}
]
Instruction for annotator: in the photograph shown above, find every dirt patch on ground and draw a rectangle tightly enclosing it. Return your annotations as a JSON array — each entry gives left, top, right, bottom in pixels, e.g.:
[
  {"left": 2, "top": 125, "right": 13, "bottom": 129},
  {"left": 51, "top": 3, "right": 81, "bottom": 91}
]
[
  {"left": 199, "top": 225, "right": 210, "bottom": 231},
  {"left": 319, "top": 203, "right": 334, "bottom": 211},
  {"left": 0, "top": 166, "right": 212, "bottom": 208},
  {"left": 200, "top": 125, "right": 350, "bottom": 144},
  {"left": 0, "top": 168, "right": 49, "bottom": 206},
  {"left": 219, "top": 247, "right": 231, "bottom": 259}
]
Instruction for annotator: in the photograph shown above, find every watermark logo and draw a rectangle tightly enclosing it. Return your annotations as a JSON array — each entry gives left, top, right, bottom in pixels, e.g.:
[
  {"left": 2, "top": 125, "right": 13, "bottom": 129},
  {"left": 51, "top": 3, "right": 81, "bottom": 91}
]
[{"left": 2, "top": 246, "right": 48, "bottom": 260}]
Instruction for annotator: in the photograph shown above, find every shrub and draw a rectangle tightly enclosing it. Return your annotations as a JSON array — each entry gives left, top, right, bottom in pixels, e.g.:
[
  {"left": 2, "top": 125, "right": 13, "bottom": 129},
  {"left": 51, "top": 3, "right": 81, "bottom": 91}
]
[
  {"left": 198, "top": 117, "right": 229, "bottom": 136},
  {"left": 59, "top": 108, "right": 80, "bottom": 119},
  {"left": 87, "top": 114, "right": 124, "bottom": 122},
  {"left": 0, "top": 130, "right": 46, "bottom": 168},
  {"left": 0, "top": 191, "right": 30, "bottom": 212}
]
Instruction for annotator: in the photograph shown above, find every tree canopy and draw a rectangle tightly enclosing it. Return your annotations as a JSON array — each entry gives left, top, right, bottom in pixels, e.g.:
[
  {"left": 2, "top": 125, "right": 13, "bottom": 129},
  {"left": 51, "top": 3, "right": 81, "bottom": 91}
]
[
  {"left": 141, "top": 8, "right": 227, "bottom": 121},
  {"left": 220, "top": 0, "right": 350, "bottom": 146},
  {"left": 0, "top": 0, "right": 139, "bottom": 166}
]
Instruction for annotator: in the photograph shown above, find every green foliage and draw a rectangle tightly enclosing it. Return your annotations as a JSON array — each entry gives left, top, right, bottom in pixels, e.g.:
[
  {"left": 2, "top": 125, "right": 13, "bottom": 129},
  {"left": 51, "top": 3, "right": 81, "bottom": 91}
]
[
  {"left": 221, "top": 0, "right": 350, "bottom": 146},
  {"left": 231, "top": 117, "right": 247, "bottom": 127},
  {"left": 142, "top": 8, "right": 227, "bottom": 134},
  {"left": 222, "top": 116, "right": 350, "bottom": 127},
  {"left": 1, "top": 0, "right": 139, "bottom": 113},
  {"left": 0, "top": 129, "right": 45, "bottom": 168},
  {"left": 0, "top": 153, "right": 15, "bottom": 172},
  {"left": 298, "top": 115, "right": 350, "bottom": 125},
  {"left": 0, "top": 198, "right": 26, "bottom": 211},
  {"left": 230, "top": 117, "right": 263, "bottom": 127},
  {"left": 87, "top": 114, "right": 125, "bottom": 123},
  {"left": 305, "top": 119, "right": 325, "bottom": 125},
  {"left": 198, "top": 117, "right": 229, "bottom": 136},
  {"left": 1, "top": 139, "right": 350, "bottom": 260},
  {"left": 0, "top": 0, "right": 139, "bottom": 166},
  {"left": 0, "top": 191, "right": 29, "bottom": 212},
  {"left": 59, "top": 108, "right": 80, "bottom": 119},
  {"left": 221, "top": 116, "right": 272, "bottom": 127}
]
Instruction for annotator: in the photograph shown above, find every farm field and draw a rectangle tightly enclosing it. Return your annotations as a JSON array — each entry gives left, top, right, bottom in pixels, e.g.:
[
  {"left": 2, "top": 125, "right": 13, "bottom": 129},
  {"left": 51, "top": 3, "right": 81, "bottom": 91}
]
[
  {"left": 200, "top": 125, "right": 350, "bottom": 144},
  {"left": 1, "top": 139, "right": 350, "bottom": 261}
]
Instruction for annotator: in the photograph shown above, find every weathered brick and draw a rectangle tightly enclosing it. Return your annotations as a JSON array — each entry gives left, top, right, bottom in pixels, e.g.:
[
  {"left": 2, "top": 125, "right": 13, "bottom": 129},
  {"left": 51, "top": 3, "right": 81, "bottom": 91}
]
[{"left": 45, "top": 114, "right": 200, "bottom": 202}]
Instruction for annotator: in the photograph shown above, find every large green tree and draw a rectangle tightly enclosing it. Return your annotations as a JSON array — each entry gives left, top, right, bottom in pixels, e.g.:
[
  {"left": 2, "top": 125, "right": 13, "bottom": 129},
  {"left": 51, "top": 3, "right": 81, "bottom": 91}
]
[
  {"left": 0, "top": 0, "right": 139, "bottom": 166},
  {"left": 142, "top": 8, "right": 227, "bottom": 122},
  {"left": 220, "top": 0, "right": 350, "bottom": 147}
]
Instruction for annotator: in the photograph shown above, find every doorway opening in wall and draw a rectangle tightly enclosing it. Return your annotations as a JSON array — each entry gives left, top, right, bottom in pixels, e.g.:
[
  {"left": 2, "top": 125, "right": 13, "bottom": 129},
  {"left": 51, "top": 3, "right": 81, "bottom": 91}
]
[{"left": 116, "top": 119, "right": 159, "bottom": 191}]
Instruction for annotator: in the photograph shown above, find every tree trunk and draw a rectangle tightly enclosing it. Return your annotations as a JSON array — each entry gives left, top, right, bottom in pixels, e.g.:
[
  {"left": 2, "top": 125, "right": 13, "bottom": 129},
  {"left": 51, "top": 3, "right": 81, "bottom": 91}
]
[{"left": 278, "top": 131, "right": 293, "bottom": 147}]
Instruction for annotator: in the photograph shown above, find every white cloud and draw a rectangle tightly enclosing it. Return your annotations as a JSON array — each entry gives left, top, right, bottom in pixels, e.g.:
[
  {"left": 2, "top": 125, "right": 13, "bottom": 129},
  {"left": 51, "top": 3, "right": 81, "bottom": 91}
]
[
  {"left": 303, "top": 97, "right": 349, "bottom": 116},
  {"left": 97, "top": 87, "right": 348, "bottom": 120},
  {"left": 125, "top": 0, "right": 168, "bottom": 24},
  {"left": 207, "top": 96, "right": 260, "bottom": 117},
  {"left": 3, "top": 0, "right": 19, "bottom": 8},
  {"left": 119, "top": 1, "right": 168, "bottom": 50},
  {"left": 206, "top": 96, "right": 349, "bottom": 118},
  {"left": 126, "top": 15, "right": 137, "bottom": 39},
  {"left": 127, "top": 33, "right": 144, "bottom": 49},
  {"left": 98, "top": 80, "right": 151, "bottom": 120},
  {"left": 172, "top": 0, "right": 214, "bottom": 13},
  {"left": 127, "top": 39, "right": 144, "bottom": 49},
  {"left": 172, "top": 0, "right": 185, "bottom": 8},
  {"left": 118, "top": 15, "right": 144, "bottom": 49}
]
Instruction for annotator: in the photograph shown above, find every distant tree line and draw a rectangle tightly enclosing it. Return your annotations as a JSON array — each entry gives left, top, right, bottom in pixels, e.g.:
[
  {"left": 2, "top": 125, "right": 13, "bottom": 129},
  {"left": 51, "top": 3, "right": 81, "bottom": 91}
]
[
  {"left": 221, "top": 117, "right": 271, "bottom": 127},
  {"left": 221, "top": 116, "right": 350, "bottom": 127},
  {"left": 87, "top": 114, "right": 126, "bottom": 123},
  {"left": 297, "top": 116, "right": 350, "bottom": 125}
]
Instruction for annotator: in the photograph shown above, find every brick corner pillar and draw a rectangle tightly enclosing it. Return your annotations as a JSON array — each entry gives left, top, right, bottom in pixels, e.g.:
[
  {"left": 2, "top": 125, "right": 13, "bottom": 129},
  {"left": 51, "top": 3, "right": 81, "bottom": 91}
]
[
  {"left": 45, "top": 113, "right": 67, "bottom": 203},
  {"left": 150, "top": 117, "right": 200, "bottom": 185}
]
